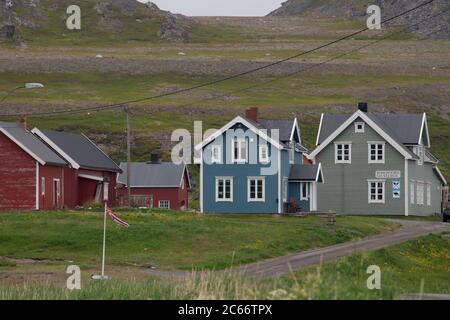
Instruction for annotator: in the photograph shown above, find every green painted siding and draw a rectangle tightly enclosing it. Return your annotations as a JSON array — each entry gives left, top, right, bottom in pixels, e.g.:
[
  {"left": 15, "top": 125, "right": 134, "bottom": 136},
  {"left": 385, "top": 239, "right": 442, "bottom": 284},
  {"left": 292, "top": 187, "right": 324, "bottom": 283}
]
[
  {"left": 408, "top": 161, "right": 442, "bottom": 216},
  {"left": 315, "top": 118, "right": 406, "bottom": 215}
]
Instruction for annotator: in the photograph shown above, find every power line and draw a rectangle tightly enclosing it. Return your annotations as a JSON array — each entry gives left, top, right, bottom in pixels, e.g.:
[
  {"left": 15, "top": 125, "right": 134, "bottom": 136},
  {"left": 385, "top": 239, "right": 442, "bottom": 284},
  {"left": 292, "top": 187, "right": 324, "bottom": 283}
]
[
  {"left": 0, "top": 0, "right": 439, "bottom": 117},
  {"left": 183, "top": 7, "right": 450, "bottom": 108}
]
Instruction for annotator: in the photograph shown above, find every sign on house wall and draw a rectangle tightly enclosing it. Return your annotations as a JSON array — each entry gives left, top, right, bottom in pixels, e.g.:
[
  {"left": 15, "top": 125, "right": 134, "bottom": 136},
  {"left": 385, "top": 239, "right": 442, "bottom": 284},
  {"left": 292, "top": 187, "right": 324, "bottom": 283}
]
[
  {"left": 392, "top": 181, "right": 401, "bottom": 199},
  {"left": 376, "top": 170, "right": 401, "bottom": 179}
]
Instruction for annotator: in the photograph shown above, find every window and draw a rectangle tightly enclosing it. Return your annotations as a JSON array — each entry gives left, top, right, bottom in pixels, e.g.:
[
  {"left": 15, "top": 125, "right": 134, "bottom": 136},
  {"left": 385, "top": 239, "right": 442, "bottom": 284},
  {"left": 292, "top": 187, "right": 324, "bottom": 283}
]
[
  {"left": 413, "top": 146, "right": 424, "bottom": 166},
  {"left": 355, "top": 122, "right": 365, "bottom": 133},
  {"left": 211, "top": 145, "right": 221, "bottom": 163},
  {"left": 259, "top": 145, "right": 269, "bottom": 163},
  {"left": 248, "top": 177, "right": 265, "bottom": 202},
  {"left": 232, "top": 138, "right": 247, "bottom": 163},
  {"left": 282, "top": 177, "right": 288, "bottom": 202},
  {"left": 368, "top": 142, "right": 385, "bottom": 164},
  {"left": 335, "top": 142, "right": 352, "bottom": 164},
  {"left": 41, "top": 177, "right": 45, "bottom": 196},
  {"left": 300, "top": 182, "right": 310, "bottom": 200},
  {"left": 416, "top": 182, "right": 424, "bottom": 205},
  {"left": 410, "top": 181, "right": 415, "bottom": 204},
  {"left": 289, "top": 142, "right": 295, "bottom": 164},
  {"left": 216, "top": 177, "right": 233, "bottom": 202},
  {"left": 426, "top": 183, "right": 431, "bottom": 206},
  {"left": 159, "top": 200, "right": 170, "bottom": 209},
  {"left": 368, "top": 180, "right": 385, "bottom": 204}
]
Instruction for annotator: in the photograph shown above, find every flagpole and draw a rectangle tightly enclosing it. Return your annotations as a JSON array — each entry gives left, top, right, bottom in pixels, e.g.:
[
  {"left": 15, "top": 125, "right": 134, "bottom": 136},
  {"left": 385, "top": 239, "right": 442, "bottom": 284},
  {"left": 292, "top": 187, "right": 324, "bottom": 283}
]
[{"left": 101, "top": 201, "right": 107, "bottom": 278}]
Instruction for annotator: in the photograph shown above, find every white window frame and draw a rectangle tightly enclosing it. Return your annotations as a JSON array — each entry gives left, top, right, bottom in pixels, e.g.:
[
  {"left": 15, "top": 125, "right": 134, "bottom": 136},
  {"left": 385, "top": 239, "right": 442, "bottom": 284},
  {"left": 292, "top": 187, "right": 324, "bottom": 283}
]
[
  {"left": 41, "top": 177, "right": 45, "bottom": 196},
  {"left": 215, "top": 177, "right": 233, "bottom": 202},
  {"left": 368, "top": 141, "right": 385, "bottom": 164},
  {"left": 410, "top": 181, "right": 415, "bottom": 204},
  {"left": 426, "top": 183, "right": 431, "bottom": 206},
  {"left": 414, "top": 146, "right": 424, "bottom": 166},
  {"left": 416, "top": 181, "right": 424, "bottom": 205},
  {"left": 335, "top": 142, "right": 352, "bottom": 164},
  {"left": 289, "top": 142, "right": 295, "bottom": 164},
  {"left": 158, "top": 200, "right": 170, "bottom": 209},
  {"left": 282, "top": 177, "right": 288, "bottom": 202},
  {"left": 300, "top": 182, "right": 311, "bottom": 201},
  {"left": 232, "top": 138, "right": 248, "bottom": 163},
  {"left": 355, "top": 122, "right": 365, "bottom": 133},
  {"left": 247, "top": 177, "right": 265, "bottom": 202},
  {"left": 211, "top": 145, "right": 221, "bottom": 164},
  {"left": 368, "top": 179, "right": 385, "bottom": 204},
  {"left": 259, "top": 145, "right": 269, "bottom": 164}
]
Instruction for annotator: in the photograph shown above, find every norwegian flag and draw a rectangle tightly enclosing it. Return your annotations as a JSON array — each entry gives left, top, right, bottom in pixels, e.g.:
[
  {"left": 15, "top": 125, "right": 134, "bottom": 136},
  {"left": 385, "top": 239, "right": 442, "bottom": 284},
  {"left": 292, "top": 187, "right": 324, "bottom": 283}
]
[{"left": 106, "top": 205, "right": 130, "bottom": 228}]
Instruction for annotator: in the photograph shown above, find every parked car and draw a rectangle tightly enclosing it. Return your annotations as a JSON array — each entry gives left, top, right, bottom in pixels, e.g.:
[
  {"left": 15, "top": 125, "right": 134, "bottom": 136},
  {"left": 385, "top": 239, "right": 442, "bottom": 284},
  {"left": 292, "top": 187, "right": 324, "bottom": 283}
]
[{"left": 443, "top": 206, "right": 450, "bottom": 222}]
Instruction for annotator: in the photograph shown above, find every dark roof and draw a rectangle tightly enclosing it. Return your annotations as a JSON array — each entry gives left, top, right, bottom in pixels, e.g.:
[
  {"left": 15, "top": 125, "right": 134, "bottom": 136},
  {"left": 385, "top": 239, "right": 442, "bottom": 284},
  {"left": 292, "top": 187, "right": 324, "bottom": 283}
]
[
  {"left": 0, "top": 122, "right": 66, "bottom": 166},
  {"left": 36, "top": 130, "right": 120, "bottom": 172},
  {"left": 258, "top": 119, "right": 294, "bottom": 142},
  {"left": 317, "top": 113, "right": 424, "bottom": 146},
  {"left": 117, "top": 162, "right": 188, "bottom": 187},
  {"left": 425, "top": 150, "right": 438, "bottom": 163},
  {"left": 289, "top": 164, "right": 323, "bottom": 182}
]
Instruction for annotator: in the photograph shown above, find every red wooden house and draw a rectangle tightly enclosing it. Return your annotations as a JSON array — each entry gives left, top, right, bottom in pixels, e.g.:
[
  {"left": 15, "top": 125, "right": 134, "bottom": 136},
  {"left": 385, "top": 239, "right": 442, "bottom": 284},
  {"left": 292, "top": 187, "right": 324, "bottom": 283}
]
[
  {"left": 0, "top": 118, "right": 121, "bottom": 211},
  {"left": 116, "top": 155, "right": 190, "bottom": 210}
]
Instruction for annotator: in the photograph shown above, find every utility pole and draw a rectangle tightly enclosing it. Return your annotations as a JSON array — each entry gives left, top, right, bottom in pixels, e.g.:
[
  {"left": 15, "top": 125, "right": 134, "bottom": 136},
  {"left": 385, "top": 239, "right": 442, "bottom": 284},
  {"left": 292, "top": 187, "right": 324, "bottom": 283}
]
[{"left": 125, "top": 106, "right": 132, "bottom": 208}]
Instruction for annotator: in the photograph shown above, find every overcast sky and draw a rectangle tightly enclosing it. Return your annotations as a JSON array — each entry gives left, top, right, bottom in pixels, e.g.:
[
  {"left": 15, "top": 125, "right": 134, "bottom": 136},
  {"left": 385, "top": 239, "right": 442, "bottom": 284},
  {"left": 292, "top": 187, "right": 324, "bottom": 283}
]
[{"left": 138, "top": 0, "right": 285, "bottom": 16}]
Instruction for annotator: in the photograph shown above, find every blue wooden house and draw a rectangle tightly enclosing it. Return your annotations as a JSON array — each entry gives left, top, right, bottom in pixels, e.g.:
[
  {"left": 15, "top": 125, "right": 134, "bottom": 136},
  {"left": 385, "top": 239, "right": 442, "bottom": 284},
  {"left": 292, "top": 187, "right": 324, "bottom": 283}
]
[{"left": 196, "top": 108, "right": 323, "bottom": 214}]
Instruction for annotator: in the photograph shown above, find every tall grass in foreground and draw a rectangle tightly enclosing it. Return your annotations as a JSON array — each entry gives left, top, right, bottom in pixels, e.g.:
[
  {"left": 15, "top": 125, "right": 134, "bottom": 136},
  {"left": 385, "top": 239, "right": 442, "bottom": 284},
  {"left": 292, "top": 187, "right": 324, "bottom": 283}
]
[{"left": 0, "top": 267, "right": 414, "bottom": 300}]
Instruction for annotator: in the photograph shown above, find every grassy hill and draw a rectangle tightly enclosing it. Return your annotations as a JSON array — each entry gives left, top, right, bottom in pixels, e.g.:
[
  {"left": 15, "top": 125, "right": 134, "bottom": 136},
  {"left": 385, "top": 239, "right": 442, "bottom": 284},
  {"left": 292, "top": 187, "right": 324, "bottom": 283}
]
[
  {"left": 0, "top": 3, "right": 449, "bottom": 181},
  {"left": 0, "top": 0, "right": 238, "bottom": 45},
  {"left": 269, "top": 0, "right": 450, "bottom": 39}
]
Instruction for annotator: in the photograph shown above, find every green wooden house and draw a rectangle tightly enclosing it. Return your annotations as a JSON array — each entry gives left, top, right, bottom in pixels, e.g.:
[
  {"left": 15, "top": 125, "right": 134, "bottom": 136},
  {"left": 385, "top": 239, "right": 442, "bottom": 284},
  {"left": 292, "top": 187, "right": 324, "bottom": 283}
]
[{"left": 308, "top": 103, "right": 447, "bottom": 216}]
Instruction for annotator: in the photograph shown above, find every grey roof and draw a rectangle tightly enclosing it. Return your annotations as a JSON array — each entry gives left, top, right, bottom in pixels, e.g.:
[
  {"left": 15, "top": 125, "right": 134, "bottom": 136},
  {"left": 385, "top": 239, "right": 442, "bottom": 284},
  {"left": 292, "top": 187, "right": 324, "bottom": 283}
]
[
  {"left": 0, "top": 122, "right": 66, "bottom": 166},
  {"left": 117, "top": 162, "right": 187, "bottom": 187},
  {"left": 289, "top": 164, "right": 323, "bottom": 182},
  {"left": 38, "top": 130, "right": 120, "bottom": 172},
  {"left": 258, "top": 119, "right": 294, "bottom": 142},
  {"left": 425, "top": 150, "right": 438, "bottom": 163},
  {"left": 317, "top": 113, "right": 424, "bottom": 146}
]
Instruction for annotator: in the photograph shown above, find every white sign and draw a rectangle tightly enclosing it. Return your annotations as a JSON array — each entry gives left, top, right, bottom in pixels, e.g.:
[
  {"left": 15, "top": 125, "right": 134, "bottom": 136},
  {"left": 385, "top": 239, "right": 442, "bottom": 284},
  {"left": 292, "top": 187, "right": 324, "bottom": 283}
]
[
  {"left": 392, "top": 181, "right": 401, "bottom": 190},
  {"left": 376, "top": 170, "right": 401, "bottom": 179}
]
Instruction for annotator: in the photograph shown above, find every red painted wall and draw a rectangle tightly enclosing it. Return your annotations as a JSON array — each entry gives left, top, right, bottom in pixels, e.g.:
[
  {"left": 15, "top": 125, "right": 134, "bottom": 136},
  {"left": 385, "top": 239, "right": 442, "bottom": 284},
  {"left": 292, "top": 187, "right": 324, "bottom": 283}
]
[
  {"left": 38, "top": 165, "right": 64, "bottom": 210},
  {"left": 0, "top": 132, "right": 36, "bottom": 211},
  {"left": 116, "top": 170, "right": 189, "bottom": 210},
  {"left": 62, "top": 168, "right": 117, "bottom": 208}
]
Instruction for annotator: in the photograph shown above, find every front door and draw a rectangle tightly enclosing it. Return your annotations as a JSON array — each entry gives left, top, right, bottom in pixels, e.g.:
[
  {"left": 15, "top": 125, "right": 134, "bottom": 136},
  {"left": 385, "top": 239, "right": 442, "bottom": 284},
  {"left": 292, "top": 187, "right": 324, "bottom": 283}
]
[
  {"left": 300, "top": 182, "right": 311, "bottom": 212},
  {"left": 53, "top": 179, "right": 61, "bottom": 209}
]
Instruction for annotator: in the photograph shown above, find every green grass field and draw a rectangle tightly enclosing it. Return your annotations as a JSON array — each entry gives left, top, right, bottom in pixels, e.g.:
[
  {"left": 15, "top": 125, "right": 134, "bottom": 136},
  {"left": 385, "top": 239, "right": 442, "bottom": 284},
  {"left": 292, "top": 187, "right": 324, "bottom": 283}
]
[
  {"left": 0, "top": 211, "right": 396, "bottom": 270},
  {"left": 0, "top": 234, "right": 447, "bottom": 300}
]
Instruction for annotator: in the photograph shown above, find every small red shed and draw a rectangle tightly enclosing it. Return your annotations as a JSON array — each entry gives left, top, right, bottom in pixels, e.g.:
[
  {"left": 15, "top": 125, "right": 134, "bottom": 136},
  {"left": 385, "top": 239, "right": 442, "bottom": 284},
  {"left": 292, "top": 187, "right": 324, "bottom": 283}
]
[{"left": 117, "top": 156, "right": 190, "bottom": 210}]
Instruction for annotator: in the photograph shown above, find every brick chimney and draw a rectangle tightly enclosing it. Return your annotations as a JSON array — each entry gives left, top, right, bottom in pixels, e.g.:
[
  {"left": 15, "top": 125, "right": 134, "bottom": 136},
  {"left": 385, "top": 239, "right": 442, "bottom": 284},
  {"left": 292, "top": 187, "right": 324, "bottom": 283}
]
[
  {"left": 19, "top": 113, "right": 27, "bottom": 131},
  {"left": 245, "top": 107, "right": 259, "bottom": 123},
  {"left": 358, "top": 102, "right": 368, "bottom": 113}
]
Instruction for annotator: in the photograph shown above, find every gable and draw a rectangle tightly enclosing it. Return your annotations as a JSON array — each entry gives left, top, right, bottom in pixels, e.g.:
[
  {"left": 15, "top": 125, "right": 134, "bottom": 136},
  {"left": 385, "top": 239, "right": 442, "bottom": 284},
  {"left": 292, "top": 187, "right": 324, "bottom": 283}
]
[
  {"left": 309, "top": 111, "right": 414, "bottom": 160},
  {"left": 196, "top": 116, "right": 284, "bottom": 152}
]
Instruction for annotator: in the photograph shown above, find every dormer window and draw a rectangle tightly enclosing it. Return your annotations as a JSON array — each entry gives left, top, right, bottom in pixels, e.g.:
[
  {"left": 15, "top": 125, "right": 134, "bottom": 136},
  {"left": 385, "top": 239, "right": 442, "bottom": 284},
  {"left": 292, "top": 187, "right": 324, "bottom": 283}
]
[
  {"left": 232, "top": 138, "right": 247, "bottom": 163},
  {"left": 355, "top": 122, "right": 365, "bottom": 133},
  {"left": 211, "top": 145, "right": 221, "bottom": 164},
  {"left": 259, "top": 145, "right": 269, "bottom": 163},
  {"left": 289, "top": 142, "right": 295, "bottom": 164}
]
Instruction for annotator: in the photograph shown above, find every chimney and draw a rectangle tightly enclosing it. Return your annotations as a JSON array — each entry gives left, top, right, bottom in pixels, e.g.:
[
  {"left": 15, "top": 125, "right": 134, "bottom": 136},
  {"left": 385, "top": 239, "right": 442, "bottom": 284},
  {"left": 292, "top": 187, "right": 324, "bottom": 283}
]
[
  {"left": 149, "top": 153, "right": 160, "bottom": 164},
  {"left": 358, "top": 102, "right": 368, "bottom": 113},
  {"left": 19, "top": 113, "right": 27, "bottom": 131},
  {"left": 245, "top": 107, "right": 259, "bottom": 123}
]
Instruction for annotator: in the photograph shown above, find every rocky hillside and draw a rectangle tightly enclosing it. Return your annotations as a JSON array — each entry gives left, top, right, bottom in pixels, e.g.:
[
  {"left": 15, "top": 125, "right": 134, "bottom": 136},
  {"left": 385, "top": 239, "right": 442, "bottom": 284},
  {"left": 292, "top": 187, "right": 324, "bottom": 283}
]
[
  {"left": 269, "top": 0, "right": 450, "bottom": 39},
  {"left": 0, "top": 0, "right": 192, "bottom": 43}
]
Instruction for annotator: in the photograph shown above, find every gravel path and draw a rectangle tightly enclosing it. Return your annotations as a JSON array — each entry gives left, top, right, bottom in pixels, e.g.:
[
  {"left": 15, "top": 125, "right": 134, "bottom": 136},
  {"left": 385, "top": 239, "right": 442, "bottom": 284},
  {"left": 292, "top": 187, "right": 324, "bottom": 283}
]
[{"left": 146, "top": 219, "right": 449, "bottom": 279}]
